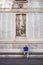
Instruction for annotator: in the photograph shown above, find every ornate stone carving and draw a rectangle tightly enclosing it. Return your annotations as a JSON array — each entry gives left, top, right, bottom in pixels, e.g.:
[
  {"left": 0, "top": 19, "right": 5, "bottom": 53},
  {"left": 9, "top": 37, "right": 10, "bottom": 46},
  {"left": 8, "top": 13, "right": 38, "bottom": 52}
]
[
  {"left": 16, "top": 14, "right": 26, "bottom": 37},
  {"left": 12, "top": 0, "right": 28, "bottom": 8},
  {"left": 12, "top": 2, "right": 23, "bottom": 8},
  {"left": 18, "top": 3, "right": 23, "bottom": 8}
]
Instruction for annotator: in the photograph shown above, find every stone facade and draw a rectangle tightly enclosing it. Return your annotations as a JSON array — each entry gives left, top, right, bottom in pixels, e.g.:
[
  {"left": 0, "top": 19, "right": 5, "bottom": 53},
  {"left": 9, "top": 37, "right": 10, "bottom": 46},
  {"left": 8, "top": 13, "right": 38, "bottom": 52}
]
[{"left": 0, "top": 0, "right": 43, "bottom": 53}]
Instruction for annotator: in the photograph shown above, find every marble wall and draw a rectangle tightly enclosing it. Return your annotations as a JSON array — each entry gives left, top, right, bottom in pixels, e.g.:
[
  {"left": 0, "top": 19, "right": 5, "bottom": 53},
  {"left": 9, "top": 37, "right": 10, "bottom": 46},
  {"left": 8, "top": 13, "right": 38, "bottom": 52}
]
[
  {"left": 26, "top": 13, "right": 43, "bottom": 41},
  {"left": 0, "top": 0, "right": 43, "bottom": 53},
  {"left": 0, "top": 13, "right": 43, "bottom": 42},
  {"left": 0, "top": 13, "right": 16, "bottom": 41}
]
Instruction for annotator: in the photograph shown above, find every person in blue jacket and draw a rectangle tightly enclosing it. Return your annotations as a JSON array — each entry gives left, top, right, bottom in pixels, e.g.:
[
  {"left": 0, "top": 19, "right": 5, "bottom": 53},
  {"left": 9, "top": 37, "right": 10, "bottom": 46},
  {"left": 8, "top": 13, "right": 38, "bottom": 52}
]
[{"left": 23, "top": 45, "right": 29, "bottom": 58}]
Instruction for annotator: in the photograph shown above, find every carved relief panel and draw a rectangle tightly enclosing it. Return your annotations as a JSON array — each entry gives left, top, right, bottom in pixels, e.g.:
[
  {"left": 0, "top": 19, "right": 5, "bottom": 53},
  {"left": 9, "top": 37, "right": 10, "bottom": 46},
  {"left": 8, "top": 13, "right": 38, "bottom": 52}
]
[
  {"left": 12, "top": 0, "right": 28, "bottom": 8},
  {"left": 16, "top": 14, "right": 26, "bottom": 37}
]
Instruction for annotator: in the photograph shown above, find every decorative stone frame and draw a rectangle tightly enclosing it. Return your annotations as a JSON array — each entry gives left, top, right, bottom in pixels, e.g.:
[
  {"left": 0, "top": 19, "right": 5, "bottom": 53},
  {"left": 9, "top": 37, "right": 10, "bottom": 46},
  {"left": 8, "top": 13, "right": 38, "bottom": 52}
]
[{"left": 16, "top": 14, "right": 26, "bottom": 37}]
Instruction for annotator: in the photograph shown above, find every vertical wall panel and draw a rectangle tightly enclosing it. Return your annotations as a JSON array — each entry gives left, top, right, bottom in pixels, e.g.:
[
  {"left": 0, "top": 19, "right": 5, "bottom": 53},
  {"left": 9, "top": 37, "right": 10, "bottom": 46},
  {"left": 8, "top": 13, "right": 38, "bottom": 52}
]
[
  {"left": 26, "top": 13, "right": 34, "bottom": 39},
  {"left": 27, "top": 13, "right": 43, "bottom": 41},
  {"left": 0, "top": 13, "right": 15, "bottom": 41},
  {"left": 34, "top": 13, "right": 39, "bottom": 39},
  {"left": 2, "top": 13, "right": 6, "bottom": 39},
  {"left": 0, "top": 13, "right": 1, "bottom": 38},
  {"left": 6, "top": 13, "right": 11, "bottom": 40},
  {"left": 40, "top": 13, "right": 43, "bottom": 39}
]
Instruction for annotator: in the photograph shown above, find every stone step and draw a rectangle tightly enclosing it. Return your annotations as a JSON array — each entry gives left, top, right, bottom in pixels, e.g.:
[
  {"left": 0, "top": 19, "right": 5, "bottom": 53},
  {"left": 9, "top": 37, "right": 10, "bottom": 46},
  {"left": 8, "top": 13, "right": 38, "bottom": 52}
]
[
  {"left": 0, "top": 55, "right": 43, "bottom": 58},
  {"left": 0, "top": 53, "right": 43, "bottom": 55},
  {"left": 0, "top": 43, "right": 43, "bottom": 49},
  {"left": 0, "top": 43, "right": 43, "bottom": 53}
]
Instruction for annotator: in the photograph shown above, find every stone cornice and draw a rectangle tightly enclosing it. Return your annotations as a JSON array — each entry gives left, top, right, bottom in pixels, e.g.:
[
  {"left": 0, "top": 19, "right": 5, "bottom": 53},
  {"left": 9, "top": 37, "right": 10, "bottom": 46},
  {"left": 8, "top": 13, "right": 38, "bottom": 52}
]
[{"left": 0, "top": 8, "right": 43, "bottom": 13}]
